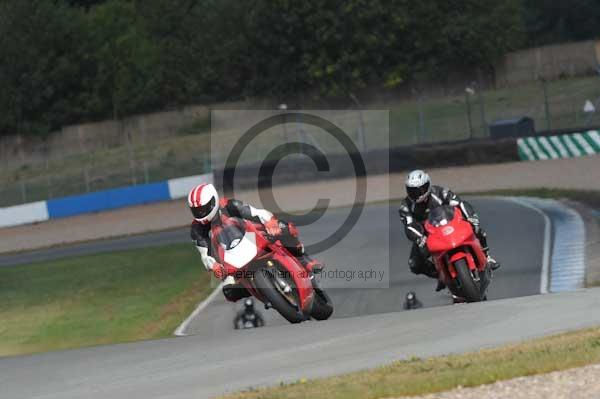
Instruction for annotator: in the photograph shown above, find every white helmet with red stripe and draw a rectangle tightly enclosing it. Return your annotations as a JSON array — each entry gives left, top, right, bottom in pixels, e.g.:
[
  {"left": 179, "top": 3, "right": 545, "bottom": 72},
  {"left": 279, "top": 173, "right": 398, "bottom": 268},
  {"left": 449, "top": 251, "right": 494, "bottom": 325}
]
[{"left": 188, "top": 183, "right": 220, "bottom": 224}]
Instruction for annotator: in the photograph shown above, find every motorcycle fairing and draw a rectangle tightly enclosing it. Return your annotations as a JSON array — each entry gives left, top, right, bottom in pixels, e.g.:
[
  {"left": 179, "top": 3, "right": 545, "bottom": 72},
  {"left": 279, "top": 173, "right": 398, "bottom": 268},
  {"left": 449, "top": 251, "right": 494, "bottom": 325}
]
[
  {"left": 214, "top": 215, "right": 315, "bottom": 314},
  {"left": 425, "top": 206, "right": 488, "bottom": 276},
  {"left": 426, "top": 210, "right": 474, "bottom": 252},
  {"left": 223, "top": 232, "right": 258, "bottom": 269}
]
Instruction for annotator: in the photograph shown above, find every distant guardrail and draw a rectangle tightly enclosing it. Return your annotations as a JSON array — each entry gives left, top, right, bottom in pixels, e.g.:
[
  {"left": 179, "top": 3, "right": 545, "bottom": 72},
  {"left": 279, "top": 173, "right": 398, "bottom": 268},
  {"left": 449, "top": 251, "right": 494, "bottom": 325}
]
[
  {"left": 0, "top": 173, "right": 213, "bottom": 228},
  {"left": 213, "top": 138, "right": 520, "bottom": 191},
  {"left": 1, "top": 131, "right": 598, "bottom": 229}
]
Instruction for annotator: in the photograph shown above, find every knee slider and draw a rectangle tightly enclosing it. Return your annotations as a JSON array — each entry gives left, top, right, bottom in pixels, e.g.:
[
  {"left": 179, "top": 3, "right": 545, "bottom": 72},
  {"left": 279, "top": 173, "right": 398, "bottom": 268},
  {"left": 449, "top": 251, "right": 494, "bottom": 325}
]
[{"left": 408, "top": 258, "right": 420, "bottom": 274}]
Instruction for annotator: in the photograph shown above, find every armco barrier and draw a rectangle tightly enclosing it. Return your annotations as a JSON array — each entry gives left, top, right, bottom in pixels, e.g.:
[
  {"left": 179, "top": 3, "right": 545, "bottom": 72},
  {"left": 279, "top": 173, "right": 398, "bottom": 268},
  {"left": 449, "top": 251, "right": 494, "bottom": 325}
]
[
  {"left": 518, "top": 130, "right": 600, "bottom": 161},
  {"left": 213, "top": 138, "right": 520, "bottom": 191},
  {"left": 3, "top": 129, "right": 596, "bottom": 229},
  {"left": 46, "top": 182, "right": 171, "bottom": 219},
  {"left": 0, "top": 201, "right": 49, "bottom": 229},
  {"left": 168, "top": 175, "right": 210, "bottom": 200},
  {"left": 0, "top": 173, "right": 212, "bottom": 228}
]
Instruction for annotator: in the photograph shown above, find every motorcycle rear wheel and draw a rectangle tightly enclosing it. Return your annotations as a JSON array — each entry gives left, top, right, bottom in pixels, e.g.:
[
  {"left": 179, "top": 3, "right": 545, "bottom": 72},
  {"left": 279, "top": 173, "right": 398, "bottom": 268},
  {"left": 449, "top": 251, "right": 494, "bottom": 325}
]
[
  {"left": 310, "top": 282, "right": 333, "bottom": 320},
  {"left": 254, "top": 268, "right": 305, "bottom": 323},
  {"left": 454, "top": 258, "right": 483, "bottom": 302}
]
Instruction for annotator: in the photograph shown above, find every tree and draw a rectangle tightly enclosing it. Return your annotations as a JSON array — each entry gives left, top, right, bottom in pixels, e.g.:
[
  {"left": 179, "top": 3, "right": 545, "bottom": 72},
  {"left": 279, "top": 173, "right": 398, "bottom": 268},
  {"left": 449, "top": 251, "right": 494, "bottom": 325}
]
[
  {"left": 234, "top": 0, "right": 411, "bottom": 98},
  {"left": 404, "top": 0, "right": 524, "bottom": 78},
  {"left": 0, "top": 0, "right": 528, "bottom": 137},
  {"left": 82, "top": 0, "right": 161, "bottom": 120},
  {"left": 523, "top": 0, "right": 600, "bottom": 46},
  {"left": 0, "top": 0, "right": 88, "bottom": 135}
]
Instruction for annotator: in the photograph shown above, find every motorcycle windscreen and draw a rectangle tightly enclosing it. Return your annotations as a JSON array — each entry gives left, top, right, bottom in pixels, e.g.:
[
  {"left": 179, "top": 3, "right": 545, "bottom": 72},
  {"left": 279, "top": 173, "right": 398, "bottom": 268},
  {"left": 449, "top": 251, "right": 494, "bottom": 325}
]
[
  {"left": 221, "top": 231, "right": 258, "bottom": 269},
  {"left": 428, "top": 206, "right": 455, "bottom": 227}
]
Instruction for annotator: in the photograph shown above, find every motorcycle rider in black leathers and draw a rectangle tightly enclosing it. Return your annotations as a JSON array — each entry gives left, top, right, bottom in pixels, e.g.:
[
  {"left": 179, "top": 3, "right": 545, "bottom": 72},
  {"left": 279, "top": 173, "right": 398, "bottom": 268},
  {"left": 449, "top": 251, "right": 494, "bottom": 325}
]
[
  {"left": 188, "top": 183, "right": 323, "bottom": 302},
  {"left": 398, "top": 170, "right": 500, "bottom": 291}
]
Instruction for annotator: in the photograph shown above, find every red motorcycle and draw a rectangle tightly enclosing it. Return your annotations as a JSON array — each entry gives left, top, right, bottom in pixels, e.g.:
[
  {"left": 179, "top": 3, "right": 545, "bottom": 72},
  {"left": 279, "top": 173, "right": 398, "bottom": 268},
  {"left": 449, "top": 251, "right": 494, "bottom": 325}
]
[
  {"left": 424, "top": 206, "right": 492, "bottom": 302},
  {"left": 211, "top": 215, "right": 333, "bottom": 323}
]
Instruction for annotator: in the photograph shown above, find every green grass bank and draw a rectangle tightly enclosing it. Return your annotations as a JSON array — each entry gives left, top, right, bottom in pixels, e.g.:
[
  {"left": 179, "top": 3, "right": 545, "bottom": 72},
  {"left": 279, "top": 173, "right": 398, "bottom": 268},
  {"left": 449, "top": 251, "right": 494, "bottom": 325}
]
[{"left": 0, "top": 243, "right": 211, "bottom": 357}]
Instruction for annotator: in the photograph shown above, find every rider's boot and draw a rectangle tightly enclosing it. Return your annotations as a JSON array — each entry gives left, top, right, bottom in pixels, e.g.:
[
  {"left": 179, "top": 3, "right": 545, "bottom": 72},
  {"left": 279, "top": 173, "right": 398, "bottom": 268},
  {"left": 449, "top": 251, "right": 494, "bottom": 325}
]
[
  {"left": 223, "top": 275, "right": 235, "bottom": 289},
  {"left": 298, "top": 253, "right": 324, "bottom": 275},
  {"left": 288, "top": 243, "right": 324, "bottom": 274},
  {"left": 435, "top": 280, "right": 446, "bottom": 292},
  {"left": 222, "top": 276, "right": 251, "bottom": 302},
  {"left": 482, "top": 247, "right": 501, "bottom": 271},
  {"left": 486, "top": 254, "right": 501, "bottom": 270},
  {"left": 478, "top": 231, "right": 501, "bottom": 271},
  {"left": 421, "top": 260, "right": 445, "bottom": 291}
]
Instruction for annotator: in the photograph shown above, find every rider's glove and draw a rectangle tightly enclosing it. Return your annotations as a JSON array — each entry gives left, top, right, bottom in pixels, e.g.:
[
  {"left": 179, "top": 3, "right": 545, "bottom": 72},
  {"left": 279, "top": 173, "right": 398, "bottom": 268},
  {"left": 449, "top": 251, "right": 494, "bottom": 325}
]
[
  {"left": 212, "top": 263, "right": 227, "bottom": 280},
  {"left": 265, "top": 217, "right": 282, "bottom": 236}
]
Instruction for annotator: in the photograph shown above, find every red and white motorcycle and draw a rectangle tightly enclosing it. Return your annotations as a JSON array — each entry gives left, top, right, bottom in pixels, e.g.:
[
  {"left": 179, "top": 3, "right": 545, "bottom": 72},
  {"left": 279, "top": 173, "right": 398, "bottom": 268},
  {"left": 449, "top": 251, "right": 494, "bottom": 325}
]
[
  {"left": 424, "top": 206, "right": 492, "bottom": 302},
  {"left": 211, "top": 215, "right": 333, "bottom": 323}
]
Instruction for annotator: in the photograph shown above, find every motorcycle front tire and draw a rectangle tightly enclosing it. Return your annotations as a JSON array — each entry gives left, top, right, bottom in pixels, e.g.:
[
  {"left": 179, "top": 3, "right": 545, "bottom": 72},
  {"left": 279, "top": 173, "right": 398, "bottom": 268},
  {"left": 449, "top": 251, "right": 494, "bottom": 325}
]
[
  {"left": 254, "top": 268, "right": 305, "bottom": 323},
  {"left": 454, "top": 258, "right": 483, "bottom": 302}
]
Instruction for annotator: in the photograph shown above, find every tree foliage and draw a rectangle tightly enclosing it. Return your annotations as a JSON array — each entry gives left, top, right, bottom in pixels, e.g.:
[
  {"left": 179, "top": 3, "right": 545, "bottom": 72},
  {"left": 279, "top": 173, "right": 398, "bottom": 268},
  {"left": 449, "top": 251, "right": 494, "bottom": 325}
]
[
  {"left": 523, "top": 0, "right": 600, "bottom": 46},
  {"left": 0, "top": 0, "right": 586, "bottom": 137}
]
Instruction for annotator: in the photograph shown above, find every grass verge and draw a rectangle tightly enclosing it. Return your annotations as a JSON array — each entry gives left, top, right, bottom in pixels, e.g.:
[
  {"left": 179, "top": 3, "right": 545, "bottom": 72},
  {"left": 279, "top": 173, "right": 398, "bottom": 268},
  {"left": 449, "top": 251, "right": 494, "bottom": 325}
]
[
  {"left": 222, "top": 327, "right": 600, "bottom": 399},
  {"left": 0, "top": 243, "right": 211, "bottom": 357}
]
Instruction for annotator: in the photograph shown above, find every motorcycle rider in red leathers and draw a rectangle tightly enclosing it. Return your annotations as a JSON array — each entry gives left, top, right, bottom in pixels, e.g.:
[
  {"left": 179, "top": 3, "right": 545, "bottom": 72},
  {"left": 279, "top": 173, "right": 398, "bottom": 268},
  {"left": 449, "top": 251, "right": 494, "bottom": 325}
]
[
  {"left": 188, "top": 183, "right": 323, "bottom": 302},
  {"left": 398, "top": 170, "right": 500, "bottom": 291}
]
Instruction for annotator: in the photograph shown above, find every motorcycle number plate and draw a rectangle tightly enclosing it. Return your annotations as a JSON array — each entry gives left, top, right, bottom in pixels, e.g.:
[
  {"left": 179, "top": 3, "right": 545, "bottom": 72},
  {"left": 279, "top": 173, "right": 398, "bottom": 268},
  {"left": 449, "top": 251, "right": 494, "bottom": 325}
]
[{"left": 442, "top": 226, "right": 455, "bottom": 236}]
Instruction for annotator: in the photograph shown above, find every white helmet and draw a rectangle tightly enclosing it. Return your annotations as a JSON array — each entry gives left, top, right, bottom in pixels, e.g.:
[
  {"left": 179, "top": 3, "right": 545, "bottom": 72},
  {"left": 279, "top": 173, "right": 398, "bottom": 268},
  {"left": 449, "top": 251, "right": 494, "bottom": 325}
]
[
  {"left": 405, "top": 170, "right": 431, "bottom": 203},
  {"left": 188, "top": 183, "right": 220, "bottom": 224}
]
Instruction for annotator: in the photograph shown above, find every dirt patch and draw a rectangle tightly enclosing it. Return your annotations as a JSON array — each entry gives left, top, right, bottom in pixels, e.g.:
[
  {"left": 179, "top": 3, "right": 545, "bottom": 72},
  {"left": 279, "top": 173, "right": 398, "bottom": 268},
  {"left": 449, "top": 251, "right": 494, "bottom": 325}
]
[{"left": 396, "top": 363, "right": 600, "bottom": 399}]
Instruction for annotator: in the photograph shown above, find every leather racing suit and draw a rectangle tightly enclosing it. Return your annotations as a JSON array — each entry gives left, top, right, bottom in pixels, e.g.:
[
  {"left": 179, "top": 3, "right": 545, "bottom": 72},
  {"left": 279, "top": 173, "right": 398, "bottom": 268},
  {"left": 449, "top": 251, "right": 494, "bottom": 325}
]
[
  {"left": 191, "top": 197, "right": 318, "bottom": 302},
  {"left": 398, "top": 185, "right": 491, "bottom": 279}
]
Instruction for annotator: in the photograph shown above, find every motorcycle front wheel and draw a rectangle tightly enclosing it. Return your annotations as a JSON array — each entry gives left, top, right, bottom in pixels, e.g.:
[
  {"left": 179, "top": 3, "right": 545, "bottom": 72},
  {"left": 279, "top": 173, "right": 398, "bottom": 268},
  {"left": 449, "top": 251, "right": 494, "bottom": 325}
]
[
  {"left": 454, "top": 258, "right": 483, "bottom": 302},
  {"left": 254, "top": 268, "right": 305, "bottom": 323}
]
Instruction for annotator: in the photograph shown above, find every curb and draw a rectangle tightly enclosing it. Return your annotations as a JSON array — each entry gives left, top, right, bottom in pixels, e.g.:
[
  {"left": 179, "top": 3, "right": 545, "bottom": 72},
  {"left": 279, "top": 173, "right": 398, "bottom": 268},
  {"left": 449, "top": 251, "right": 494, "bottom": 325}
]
[
  {"left": 513, "top": 197, "right": 586, "bottom": 292},
  {"left": 517, "top": 130, "right": 600, "bottom": 161},
  {"left": 507, "top": 197, "right": 552, "bottom": 294}
]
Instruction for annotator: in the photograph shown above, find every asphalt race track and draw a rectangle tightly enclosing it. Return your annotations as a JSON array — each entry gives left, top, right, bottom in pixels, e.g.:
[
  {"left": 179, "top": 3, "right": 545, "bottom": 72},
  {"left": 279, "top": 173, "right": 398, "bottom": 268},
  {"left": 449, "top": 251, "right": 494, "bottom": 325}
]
[
  {"left": 0, "top": 198, "right": 565, "bottom": 399},
  {"left": 186, "top": 198, "right": 546, "bottom": 336}
]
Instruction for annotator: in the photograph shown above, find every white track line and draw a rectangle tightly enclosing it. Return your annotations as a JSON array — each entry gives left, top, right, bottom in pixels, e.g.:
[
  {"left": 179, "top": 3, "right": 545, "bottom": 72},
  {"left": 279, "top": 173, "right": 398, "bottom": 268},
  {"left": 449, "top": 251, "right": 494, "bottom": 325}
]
[
  {"left": 507, "top": 197, "right": 551, "bottom": 294},
  {"left": 174, "top": 282, "right": 223, "bottom": 337}
]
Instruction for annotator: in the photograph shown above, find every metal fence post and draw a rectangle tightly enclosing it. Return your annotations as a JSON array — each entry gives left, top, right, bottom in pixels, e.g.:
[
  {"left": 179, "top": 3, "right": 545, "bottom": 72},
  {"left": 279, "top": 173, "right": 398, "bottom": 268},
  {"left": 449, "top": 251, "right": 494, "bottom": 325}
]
[
  {"left": 349, "top": 93, "right": 367, "bottom": 151},
  {"left": 122, "top": 120, "right": 137, "bottom": 186},
  {"left": 83, "top": 167, "right": 90, "bottom": 193},
  {"left": 542, "top": 79, "right": 551, "bottom": 131},
  {"left": 477, "top": 89, "right": 487, "bottom": 137},
  {"left": 417, "top": 95, "right": 425, "bottom": 143},
  {"left": 20, "top": 180, "right": 27, "bottom": 203},
  {"left": 358, "top": 113, "right": 367, "bottom": 151},
  {"left": 465, "top": 90, "right": 474, "bottom": 139},
  {"left": 412, "top": 89, "right": 426, "bottom": 143},
  {"left": 45, "top": 160, "right": 52, "bottom": 199},
  {"left": 143, "top": 160, "right": 150, "bottom": 184}
]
